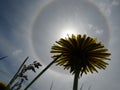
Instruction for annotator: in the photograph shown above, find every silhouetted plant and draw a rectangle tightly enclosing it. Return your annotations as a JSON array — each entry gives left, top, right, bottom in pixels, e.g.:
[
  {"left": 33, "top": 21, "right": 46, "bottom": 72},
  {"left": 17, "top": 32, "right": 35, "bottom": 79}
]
[
  {"left": 0, "top": 81, "right": 8, "bottom": 90},
  {"left": 7, "top": 57, "right": 42, "bottom": 90},
  {"left": 50, "top": 81, "right": 53, "bottom": 90},
  {"left": 24, "top": 55, "right": 61, "bottom": 90},
  {"left": 0, "top": 56, "right": 8, "bottom": 60},
  {"left": 51, "top": 34, "right": 111, "bottom": 90}
]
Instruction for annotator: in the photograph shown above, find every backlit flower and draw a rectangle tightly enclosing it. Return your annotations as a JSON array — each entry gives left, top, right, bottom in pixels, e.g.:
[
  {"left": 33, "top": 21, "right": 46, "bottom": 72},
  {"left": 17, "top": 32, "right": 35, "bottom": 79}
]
[
  {"left": 51, "top": 34, "right": 111, "bottom": 76},
  {"left": 0, "top": 81, "right": 7, "bottom": 90}
]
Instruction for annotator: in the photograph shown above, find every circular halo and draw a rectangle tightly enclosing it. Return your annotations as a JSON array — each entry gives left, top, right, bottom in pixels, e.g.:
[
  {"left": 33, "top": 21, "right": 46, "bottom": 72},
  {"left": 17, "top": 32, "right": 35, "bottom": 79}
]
[{"left": 30, "top": 0, "right": 111, "bottom": 75}]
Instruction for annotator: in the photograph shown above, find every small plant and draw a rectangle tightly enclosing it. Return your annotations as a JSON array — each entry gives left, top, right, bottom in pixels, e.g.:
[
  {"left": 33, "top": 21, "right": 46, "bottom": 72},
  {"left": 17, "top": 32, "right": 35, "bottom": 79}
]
[
  {"left": 7, "top": 57, "right": 42, "bottom": 90},
  {"left": 0, "top": 81, "right": 8, "bottom": 90},
  {"left": 0, "top": 56, "right": 8, "bottom": 60}
]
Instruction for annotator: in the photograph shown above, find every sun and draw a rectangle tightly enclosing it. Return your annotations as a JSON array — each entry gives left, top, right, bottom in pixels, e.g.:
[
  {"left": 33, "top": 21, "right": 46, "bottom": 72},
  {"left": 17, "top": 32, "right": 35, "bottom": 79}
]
[
  {"left": 60, "top": 26, "right": 78, "bottom": 38},
  {"left": 59, "top": 22, "right": 87, "bottom": 38}
]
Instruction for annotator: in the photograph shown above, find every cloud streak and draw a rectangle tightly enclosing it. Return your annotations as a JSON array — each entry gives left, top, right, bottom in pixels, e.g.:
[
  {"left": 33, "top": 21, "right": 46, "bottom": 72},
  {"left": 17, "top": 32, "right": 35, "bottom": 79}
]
[{"left": 90, "top": 0, "right": 119, "bottom": 16}]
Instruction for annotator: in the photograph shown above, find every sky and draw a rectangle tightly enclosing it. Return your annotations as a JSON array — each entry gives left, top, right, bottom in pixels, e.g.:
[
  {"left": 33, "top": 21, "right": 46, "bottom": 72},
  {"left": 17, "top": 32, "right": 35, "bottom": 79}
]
[{"left": 0, "top": 0, "right": 120, "bottom": 90}]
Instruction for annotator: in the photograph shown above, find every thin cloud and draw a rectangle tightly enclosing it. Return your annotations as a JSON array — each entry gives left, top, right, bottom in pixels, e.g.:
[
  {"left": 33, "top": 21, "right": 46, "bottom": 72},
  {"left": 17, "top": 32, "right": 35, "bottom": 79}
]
[
  {"left": 90, "top": 0, "right": 119, "bottom": 16},
  {"left": 87, "top": 24, "right": 104, "bottom": 35},
  {"left": 12, "top": 49, "right": 23, "bottom": 56},
  {"left": 111, "top": 0, "right": 119, "bottom": 6},
  {"left": 95, "top": 29, "right": 104, "bottom": 35}
]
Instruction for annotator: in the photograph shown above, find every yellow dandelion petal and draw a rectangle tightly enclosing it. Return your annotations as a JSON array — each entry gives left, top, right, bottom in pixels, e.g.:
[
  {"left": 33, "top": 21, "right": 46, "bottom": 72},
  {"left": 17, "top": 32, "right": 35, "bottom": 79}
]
[
  {"left": 0, "top": 81, "right": 8, "bottom": 90},
  {"left": 51, "top": 34, "right": 111, "bottom": 76}
]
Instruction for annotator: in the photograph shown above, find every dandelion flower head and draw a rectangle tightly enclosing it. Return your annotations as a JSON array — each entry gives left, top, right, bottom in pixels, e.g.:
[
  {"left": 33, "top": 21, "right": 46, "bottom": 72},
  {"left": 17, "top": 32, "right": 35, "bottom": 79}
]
[
  {"left": 51, "top": 34, "right": 111, "bottom": 76},
  {"left": 0, "top": 81, "right": 7, "bottom": 90}
]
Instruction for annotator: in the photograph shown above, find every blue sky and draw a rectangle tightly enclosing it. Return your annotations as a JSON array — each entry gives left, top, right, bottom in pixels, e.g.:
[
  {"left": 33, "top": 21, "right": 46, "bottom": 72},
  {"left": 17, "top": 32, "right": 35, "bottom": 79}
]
[{"left": 0, "top": 0, "right": 120, "bottom": 90}]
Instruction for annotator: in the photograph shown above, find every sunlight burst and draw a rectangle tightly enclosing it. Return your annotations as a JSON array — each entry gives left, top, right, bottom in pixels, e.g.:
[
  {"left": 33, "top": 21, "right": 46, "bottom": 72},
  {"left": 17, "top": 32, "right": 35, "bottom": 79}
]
[{"left": 60, "top": 26, "right": 78, "bottom": 38}]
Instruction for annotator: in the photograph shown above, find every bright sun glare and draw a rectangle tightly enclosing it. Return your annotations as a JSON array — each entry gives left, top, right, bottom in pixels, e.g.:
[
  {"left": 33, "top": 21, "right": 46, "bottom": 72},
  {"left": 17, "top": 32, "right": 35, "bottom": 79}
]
[{"left": 60, "top": 26, "right": 78, "bottom": 38}]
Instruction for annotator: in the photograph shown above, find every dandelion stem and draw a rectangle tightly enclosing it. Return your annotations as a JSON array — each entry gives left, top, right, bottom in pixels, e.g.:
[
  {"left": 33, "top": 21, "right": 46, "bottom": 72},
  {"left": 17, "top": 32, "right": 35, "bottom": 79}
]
[
  {"left": 73, "top": 70, "right": 79, "bottom": 90},
  {"left": 7, "top": 57, "right": 29, "bottom": 88},
  {"left": 24, "top": 54, "right": 62, "bottom": 90}
]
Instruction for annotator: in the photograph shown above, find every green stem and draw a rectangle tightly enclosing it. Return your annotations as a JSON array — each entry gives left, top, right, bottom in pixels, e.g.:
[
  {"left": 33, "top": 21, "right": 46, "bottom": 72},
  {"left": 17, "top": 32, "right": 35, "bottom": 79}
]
[
  {"left": 24, "top": 54, "right": 62, "bottom": 90},
  {"left": 7, "top": 57, "right": 29, "bottom": 88},
  {"left": 73, "top": 70, "right": 79, "bottom": 90}
]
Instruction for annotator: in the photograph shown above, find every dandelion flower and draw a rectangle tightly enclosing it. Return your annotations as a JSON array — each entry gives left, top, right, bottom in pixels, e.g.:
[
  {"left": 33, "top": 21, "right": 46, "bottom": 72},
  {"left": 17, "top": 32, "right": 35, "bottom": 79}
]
[
  {"left": 51, "top": 34, "right": 111, "bottom": 76},
  {"left": 0, "top": 81, "right": 8, "bottom": 90}
]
